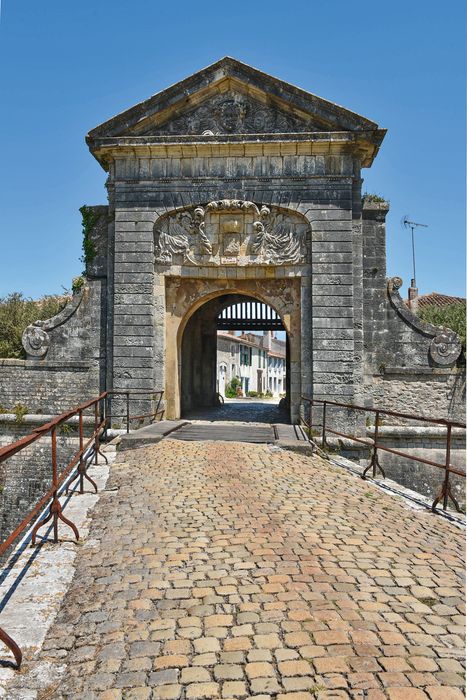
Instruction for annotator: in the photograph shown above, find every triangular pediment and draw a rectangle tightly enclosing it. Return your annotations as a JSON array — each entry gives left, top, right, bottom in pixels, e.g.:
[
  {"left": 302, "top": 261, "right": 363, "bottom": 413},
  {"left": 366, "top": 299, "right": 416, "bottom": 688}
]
[
  {"left": 134, "top": 85, "right": 325, "bottom": 136},
  {"left": 88, "top": 57, "right": 382, "bottom": 140}
]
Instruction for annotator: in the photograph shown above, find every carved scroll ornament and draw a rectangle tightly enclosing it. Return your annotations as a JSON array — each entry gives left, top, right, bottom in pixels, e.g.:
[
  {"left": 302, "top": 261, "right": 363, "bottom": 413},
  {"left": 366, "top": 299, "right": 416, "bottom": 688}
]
[
  {"left": 22, "top": 326, "right": 50, "bottom": 358},
  {"left": 21, "top": 289, "right": 84, "bottom": 359},
  {"left": 430, "top": 331, "right": 463, "bottom": 366},
  {"left": 388, "top": 277, "right": 462, "bottom": 366}
]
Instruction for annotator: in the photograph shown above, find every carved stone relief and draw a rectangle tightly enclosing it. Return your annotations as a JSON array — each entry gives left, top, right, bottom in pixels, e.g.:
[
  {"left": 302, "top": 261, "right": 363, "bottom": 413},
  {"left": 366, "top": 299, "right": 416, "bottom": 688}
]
[
  {"left": 251, "top": 206, "right": 305, "bottom": 265},
  {"left": 21, "top": 290, "right": 84, "bottom": 359},
  {"left": 154, "top": 209, "right": 211, "bottom": 265},
  {"left": 387, "top": 277, "right": 462, "bottom": 366},
  {"left": 22, "top": 326, "right": 50, "bottom": 358},
  {"left": 166, "top": 277, "right": 299, "bottom": 323},
  {"left": 154, "top": 201, "right": 309, "bottom": 267},
  {"left": 142, "top": 93, "right": 318, "bottom": 136},
  {"left": 430, "top": 332, "right": 463, "bottom": 366}
]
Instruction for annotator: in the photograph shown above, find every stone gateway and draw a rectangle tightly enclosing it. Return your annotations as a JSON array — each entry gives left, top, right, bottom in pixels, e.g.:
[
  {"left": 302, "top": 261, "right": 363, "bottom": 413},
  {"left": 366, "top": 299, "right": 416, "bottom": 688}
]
[{"left": 1, "top": 57, "right": 463, "bottom": 424}]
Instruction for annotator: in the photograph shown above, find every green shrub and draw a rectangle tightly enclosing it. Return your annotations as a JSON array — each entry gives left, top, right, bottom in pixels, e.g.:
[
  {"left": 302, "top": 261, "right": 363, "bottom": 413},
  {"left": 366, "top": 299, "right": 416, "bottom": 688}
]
[
  {"left": 225, "top": 376, "right": 241, "bottom": 398},
  {"left": 362, "top": 193, "right": 388, "bottom": 204},
  {"left": 0, "top": 293, "right": 68, "bottom": 358},
  {"left": 418, "top": 302, "right": 466, "bottom": 364},
  {"left": 12, "top": 403, "right": 28, "bottom": 423},
  {"left": 71, "top": 276, "right": 85, "bottom": 294},
  {"left": 79, "top": 205, "right": 99, "bottom": 271}
]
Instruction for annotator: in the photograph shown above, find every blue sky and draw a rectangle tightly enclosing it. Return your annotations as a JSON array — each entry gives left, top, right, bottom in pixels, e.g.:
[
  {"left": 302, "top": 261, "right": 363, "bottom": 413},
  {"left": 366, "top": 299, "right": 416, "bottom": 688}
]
[{"left": 0, "top": 0, "right": 465, "bottom": 299}]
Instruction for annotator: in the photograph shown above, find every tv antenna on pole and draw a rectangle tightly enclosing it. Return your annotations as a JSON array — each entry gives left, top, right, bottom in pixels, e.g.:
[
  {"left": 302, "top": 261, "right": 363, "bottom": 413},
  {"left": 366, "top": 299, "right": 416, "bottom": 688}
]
[{"left": 401, "top": 215, "right": 428, "bottom": 287}]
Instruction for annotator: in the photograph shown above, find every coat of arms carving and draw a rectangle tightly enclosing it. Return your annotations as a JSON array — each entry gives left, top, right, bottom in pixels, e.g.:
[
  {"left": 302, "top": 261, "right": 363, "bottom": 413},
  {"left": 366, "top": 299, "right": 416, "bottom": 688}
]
[{"left": 154, "top": 201, "right": 309, "bottom": 267}]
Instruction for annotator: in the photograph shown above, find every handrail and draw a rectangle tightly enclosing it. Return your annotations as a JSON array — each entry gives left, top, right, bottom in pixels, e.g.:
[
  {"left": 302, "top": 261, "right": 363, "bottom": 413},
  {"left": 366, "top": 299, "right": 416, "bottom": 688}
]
[
  {"left": 106, "top": 390, "right": 165, "bottom": 433},
  {"left": 300, "top": 396, "right": 466, "bottom": 514},
  {"left": 0, "top": 388, "right": 164, "bottom": 669}
]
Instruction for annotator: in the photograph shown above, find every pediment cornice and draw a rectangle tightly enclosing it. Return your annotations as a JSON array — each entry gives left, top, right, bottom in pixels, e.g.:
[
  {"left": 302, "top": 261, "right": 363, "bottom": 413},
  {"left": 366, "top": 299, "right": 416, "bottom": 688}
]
[
  {"left": 87, "top": 57, "right": 385, "bottom": 168},
  {"left": 89, "top": 131, "right": 385, "bottom": 169}
]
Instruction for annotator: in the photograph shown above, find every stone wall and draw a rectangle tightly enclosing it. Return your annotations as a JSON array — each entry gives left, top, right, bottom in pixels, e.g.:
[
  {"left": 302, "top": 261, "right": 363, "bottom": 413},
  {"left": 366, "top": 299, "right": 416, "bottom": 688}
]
[
  {"left": 361, "top": 199, "right": 464, "bottom": 421},
  {"left": 362, "top": 369, "right": 466, "bottom": 422},
  {"left": 0, "top": 212, "right": 108, "bottom": 415},
  {"left": 0, "top": 360, "right": 96, "bottom": 414}
]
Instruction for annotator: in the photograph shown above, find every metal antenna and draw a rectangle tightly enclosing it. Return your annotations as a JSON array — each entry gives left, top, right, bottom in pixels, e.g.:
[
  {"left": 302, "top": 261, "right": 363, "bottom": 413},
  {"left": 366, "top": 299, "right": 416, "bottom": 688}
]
[{"left": 401, "top": 215, "right": 428, "bottom": 287}]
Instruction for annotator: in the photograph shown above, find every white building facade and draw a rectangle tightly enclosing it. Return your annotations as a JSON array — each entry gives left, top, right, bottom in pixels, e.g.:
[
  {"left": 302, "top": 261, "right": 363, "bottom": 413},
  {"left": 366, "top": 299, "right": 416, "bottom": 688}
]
[{"left": 217, "top": 331, "right": 286, "bottom": 398}]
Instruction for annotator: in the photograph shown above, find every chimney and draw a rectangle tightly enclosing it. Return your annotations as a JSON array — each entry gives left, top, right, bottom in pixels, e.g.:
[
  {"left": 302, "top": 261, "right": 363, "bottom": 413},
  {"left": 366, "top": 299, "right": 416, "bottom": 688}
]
[
  {"left": 408, "top": 280, "right": 419, "bottom": 313},
  {"left": 263, "top": 330, "right": 272, "bottom": 350}
]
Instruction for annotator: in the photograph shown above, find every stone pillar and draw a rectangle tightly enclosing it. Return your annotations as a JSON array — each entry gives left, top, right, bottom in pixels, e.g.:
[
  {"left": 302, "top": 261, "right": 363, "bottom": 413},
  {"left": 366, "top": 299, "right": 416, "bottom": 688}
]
[
  {"left": 110, "top": 205, "right": 156, "bottom": 426},
  {"left": 408, "top": 283, "right": 419, "bottom": 312},
  {"left": 361, "top": 197, "right": 391, "bottom": 407},
  {"left": 308, "top": 185, "right": 356, "bottom": 404}
]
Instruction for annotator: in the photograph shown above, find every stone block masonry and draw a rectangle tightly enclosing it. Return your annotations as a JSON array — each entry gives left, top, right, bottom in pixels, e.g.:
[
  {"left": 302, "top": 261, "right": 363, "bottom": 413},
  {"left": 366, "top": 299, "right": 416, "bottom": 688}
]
[{"left": 0, "top": 359, "right": 97, "bottom": 414}]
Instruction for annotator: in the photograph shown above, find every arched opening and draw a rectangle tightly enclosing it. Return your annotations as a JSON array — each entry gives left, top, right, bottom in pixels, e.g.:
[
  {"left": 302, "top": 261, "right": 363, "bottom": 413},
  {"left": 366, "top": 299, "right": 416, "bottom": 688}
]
[{"left": 180, "top": 293, "right": 290, "bottom": 423}]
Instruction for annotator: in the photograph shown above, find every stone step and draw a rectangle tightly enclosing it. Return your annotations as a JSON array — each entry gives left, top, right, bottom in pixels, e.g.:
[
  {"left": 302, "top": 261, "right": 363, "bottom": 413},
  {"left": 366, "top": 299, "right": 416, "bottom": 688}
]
[{"left": 118, "top": 420, "right": 190, "bottom": 451}]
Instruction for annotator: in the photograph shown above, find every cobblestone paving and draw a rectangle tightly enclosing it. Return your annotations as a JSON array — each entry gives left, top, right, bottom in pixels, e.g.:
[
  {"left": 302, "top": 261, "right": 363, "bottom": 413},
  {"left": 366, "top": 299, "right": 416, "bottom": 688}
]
[
  {"left": 182, "top": 399, "right": 288, "bottom": 424},
  {"left": 8, "top": 440, "right": 465, "bottom": 699}
]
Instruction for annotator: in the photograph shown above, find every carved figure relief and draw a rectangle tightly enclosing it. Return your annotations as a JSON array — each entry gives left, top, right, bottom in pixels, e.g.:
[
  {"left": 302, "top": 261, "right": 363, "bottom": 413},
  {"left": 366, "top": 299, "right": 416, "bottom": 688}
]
[
  {"left": 154, "top": 201, "right": 309, "bottom": 268},
  {"left": 216, "top": 99, "right": 247, "bottom": 132},
  {"left": 142, "top": 93, "right": 317, "bottom": 136},
  {"left": 251, "top": 206, "right": 306, "bottom": 265},
  {"left": 155, "top": 209, "right": 212, "bottom": 264}
]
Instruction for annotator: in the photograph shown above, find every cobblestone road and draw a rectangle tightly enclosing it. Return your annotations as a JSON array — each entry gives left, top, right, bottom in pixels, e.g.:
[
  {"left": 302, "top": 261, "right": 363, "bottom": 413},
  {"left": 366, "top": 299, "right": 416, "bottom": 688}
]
[
  {"left": 8, "top": 440, "right": 465, "bottom": 699},
  {"left": 182, "top": 399, "right": 288, "bottom": 424}
]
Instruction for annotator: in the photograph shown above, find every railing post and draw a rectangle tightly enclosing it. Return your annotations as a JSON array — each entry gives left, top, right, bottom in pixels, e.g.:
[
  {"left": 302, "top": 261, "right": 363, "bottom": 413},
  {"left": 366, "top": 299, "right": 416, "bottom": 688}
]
[
  {"left": 443, "top": 423, "right": 452, "bottom": 511},
  {"left": 126, "top": 391, "right": 130, "bottom": 434},
  {"left": 372, "top": 411, "right": 379, "bottom": 478},
  {"left": 0, "top": 627, "right": 22, "bottom": 670},
  {"left": 32, "top": 425, "right": 79, "bottom": 544},
  {"left": 362, "top": 410, "right": 386, "bottom": 480},
  {"left": 51, "top": 427, "right": 58, "bottom": 542},
  {"left": 106, "top": 393, "right": 112, "bottom": 434},
  {"left": 154, "top": 391, "right": 163, "bottom": 422},
  {"left": 94, "top": 402, "right": 99, "bottom": 465},
  {"left": 322, "top": 401, "right": 327, "bottom": 448},
  {"left": 78, "top": 409, "right": 84, "bottom": 492},
  {"left": 432, "top": 422, "right": 459, "bottom": 512}
]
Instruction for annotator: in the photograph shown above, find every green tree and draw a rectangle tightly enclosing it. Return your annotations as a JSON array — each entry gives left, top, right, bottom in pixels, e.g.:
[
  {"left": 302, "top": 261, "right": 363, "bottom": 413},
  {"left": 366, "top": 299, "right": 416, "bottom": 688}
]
[
  {"left": 0, "top": 293, "right": 67, "bottom": 358},
  {"left": 418, "top": 302, "right": 466, "bottom": 363}
]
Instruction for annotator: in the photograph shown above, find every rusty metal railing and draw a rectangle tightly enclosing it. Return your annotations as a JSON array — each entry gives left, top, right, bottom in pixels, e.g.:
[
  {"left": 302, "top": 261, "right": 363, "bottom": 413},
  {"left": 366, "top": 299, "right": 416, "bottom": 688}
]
[
  {"left": 0, "top": 388, "right": 164, "bottom": 669},
  {"left": 105, "top": 390, "right": 164, "bottom": 433},
  {"left": 300, "top": 396, "right": 466, "bottom": 514}
]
